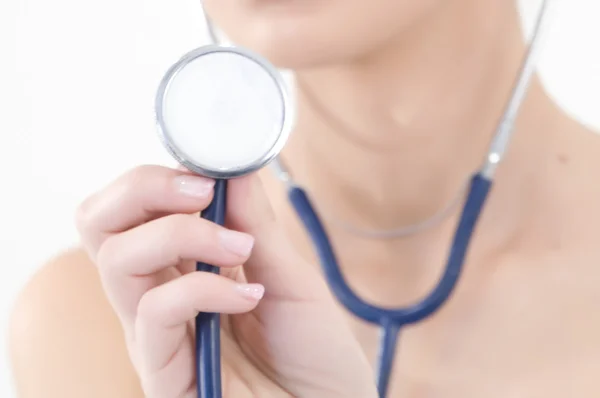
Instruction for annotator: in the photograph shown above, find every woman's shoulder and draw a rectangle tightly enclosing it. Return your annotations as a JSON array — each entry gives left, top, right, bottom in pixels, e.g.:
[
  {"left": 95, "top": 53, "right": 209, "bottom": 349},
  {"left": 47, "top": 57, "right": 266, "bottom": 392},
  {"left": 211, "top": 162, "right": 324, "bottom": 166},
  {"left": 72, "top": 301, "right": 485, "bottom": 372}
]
[
  {"left": 9, "top": 248, "right": 143, "bottom": 397},
  {"left": 10, "top": 248, "right": 111, "bottom": 344}
]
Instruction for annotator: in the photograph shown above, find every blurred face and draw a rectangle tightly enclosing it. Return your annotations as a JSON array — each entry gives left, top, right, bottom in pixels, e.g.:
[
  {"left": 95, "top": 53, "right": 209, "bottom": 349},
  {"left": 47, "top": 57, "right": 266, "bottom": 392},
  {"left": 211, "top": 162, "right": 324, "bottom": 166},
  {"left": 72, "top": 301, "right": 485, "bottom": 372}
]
[{"left": 202, "top": 0, "right": 441, "bottom": 69}]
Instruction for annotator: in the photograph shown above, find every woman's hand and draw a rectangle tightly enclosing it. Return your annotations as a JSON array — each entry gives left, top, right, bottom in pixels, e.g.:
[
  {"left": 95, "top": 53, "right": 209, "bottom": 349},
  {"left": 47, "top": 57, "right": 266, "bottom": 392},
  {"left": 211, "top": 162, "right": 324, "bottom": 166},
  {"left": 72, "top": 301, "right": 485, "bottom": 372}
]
[{"left": 75, "top": 165, "right": 377, "bottom": 398}]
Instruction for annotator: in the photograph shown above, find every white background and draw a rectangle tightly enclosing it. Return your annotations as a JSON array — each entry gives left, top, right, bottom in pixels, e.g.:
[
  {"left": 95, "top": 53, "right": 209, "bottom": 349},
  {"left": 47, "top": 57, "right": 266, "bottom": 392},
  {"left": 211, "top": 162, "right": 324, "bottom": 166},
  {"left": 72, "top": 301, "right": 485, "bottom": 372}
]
[{"left": 0, "top": 0, "right": 599, "bottom": 396}]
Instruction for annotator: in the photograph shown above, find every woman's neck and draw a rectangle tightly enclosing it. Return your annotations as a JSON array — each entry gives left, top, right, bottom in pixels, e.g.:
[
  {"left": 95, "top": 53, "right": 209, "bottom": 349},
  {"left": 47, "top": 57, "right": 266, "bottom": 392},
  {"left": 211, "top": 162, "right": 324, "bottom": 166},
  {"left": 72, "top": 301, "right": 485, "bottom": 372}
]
[{"left": 280, "top": 0, "right": 556, "bottom": 232}]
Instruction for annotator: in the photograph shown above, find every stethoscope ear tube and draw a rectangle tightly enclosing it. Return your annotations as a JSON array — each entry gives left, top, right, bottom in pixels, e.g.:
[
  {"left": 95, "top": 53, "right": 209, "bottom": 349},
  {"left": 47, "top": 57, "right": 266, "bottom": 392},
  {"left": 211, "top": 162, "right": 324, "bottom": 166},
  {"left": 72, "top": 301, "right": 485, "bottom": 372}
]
[
  {"left": 287, "top": 174, "right": 492, "bottom": 397},
  {"left": 196, "top": 179, "right": 228, "bottom": 398}
]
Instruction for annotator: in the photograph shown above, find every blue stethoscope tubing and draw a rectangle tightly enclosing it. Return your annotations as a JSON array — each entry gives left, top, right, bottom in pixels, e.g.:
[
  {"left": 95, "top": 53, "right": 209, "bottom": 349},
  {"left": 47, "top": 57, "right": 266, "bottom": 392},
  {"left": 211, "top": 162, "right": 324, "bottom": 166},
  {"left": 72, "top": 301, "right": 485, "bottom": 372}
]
[
  {"left": 194, "top": 1, "right": 554, "bottom": 397},
  {"left": 196, "top": 179, "right": 227, "bottom": 398},
  {"left": 288, "top": 175, "right": 490, "bottom": 397}
]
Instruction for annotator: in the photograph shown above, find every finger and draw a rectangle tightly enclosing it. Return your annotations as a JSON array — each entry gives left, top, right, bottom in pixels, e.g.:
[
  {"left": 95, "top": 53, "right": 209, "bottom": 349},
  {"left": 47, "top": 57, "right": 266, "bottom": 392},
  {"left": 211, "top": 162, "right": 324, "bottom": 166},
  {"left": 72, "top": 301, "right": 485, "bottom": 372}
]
[
  {"left": 97, "top": 213, "right": 255, "bottom": 326},
  {"left": 135, "top": 272, "right": 264, "bottom": 397},
  {"left": 226, "top": 174, "right": 329, "bottom": 301},
  {"left": 99, "top": 213, "right": 254, "bottom": 277},
  {"left": 76, "top": 165, "right": 215, "bottom": 256}
]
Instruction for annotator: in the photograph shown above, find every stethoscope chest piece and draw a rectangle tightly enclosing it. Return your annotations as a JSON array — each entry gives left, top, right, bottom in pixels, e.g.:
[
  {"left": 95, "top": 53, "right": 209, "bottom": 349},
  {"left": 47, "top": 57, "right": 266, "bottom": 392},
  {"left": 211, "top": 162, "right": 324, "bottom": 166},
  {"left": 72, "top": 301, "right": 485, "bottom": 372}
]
[{"left": 155, "top": 45, "right": 293, "bottom": 179}]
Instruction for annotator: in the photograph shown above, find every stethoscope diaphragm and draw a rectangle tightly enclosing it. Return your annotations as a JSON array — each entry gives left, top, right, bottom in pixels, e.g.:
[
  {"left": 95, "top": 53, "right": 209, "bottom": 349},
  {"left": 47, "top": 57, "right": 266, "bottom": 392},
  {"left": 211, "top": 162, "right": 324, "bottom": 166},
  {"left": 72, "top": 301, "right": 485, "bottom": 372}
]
[{"left": 155, "top": 45, "right": 293, "bottom": 178}]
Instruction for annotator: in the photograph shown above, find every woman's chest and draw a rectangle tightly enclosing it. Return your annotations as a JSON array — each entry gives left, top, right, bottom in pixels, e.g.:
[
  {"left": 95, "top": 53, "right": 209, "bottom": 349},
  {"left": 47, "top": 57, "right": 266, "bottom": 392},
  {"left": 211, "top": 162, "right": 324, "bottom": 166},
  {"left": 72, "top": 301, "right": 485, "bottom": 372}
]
[{"left": 349, "top": 254, "right": 600, "bottom": 397}]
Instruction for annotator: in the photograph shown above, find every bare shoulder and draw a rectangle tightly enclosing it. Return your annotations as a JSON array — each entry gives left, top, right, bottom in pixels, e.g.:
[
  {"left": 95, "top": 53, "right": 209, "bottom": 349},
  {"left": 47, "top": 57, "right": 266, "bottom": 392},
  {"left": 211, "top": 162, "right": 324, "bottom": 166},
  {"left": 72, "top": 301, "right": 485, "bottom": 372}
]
[{"left": 9, "top": 248, "right": 143, "bottom": 398}]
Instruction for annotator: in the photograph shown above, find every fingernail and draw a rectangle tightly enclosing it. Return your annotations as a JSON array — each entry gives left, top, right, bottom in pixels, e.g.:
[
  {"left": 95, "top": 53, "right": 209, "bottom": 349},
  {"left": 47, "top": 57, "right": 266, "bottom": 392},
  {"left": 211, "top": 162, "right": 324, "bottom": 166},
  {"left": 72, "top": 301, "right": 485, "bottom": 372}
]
[
  {"left": 174, "top": 175, "right": 215, "bottom": 197},
  {"left": 175, "top": 164, "right": 190, "bottom": 172},
  {"left": 218, "top": 229, "right": 255, "bottom": 257},
  {"left": 235, "top": 283, "right": 265, "bottom": 300}
]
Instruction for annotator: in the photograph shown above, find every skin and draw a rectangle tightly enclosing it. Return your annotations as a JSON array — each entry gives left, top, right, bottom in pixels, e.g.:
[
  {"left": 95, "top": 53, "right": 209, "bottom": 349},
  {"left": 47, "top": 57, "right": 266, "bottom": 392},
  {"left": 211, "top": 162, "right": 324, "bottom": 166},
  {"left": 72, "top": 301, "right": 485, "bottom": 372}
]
[{"left": 9, "top": 0, "right": 600, "bottom": 396}]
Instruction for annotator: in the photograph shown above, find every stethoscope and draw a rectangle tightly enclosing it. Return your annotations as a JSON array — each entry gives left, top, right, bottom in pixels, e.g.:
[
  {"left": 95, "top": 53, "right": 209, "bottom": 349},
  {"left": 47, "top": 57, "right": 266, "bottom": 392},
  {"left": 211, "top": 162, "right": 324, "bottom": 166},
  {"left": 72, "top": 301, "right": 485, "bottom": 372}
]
[{"left": 154, "top": 1, "right": 554, "bottom": 397}]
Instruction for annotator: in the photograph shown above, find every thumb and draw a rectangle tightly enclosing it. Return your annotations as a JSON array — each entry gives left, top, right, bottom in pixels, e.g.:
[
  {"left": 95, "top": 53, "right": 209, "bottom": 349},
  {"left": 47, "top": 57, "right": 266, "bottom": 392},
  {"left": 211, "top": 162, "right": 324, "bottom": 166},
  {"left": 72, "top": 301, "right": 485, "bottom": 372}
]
[{"left": 226, "top": 174, "right": 328, "bottom": 301}]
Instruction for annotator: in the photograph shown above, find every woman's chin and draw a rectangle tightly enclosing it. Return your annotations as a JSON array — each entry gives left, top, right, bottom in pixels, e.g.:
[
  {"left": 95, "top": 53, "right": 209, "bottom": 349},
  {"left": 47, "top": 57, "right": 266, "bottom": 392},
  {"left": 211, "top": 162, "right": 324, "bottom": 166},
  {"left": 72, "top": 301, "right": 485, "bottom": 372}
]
[
  {"left": 254, "top": 45, "right": 334, "bottom": 70},
  {"left": 232, "top": 33, "right": 359, "bottom": 70}
]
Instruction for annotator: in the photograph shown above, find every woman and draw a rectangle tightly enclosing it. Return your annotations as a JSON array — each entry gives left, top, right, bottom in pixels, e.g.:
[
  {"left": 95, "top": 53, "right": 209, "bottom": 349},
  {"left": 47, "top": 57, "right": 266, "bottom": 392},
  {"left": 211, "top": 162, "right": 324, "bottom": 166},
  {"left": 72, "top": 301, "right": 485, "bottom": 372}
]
[{"left": 10, "top": 0, "right": 600, "bottom": 397}]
